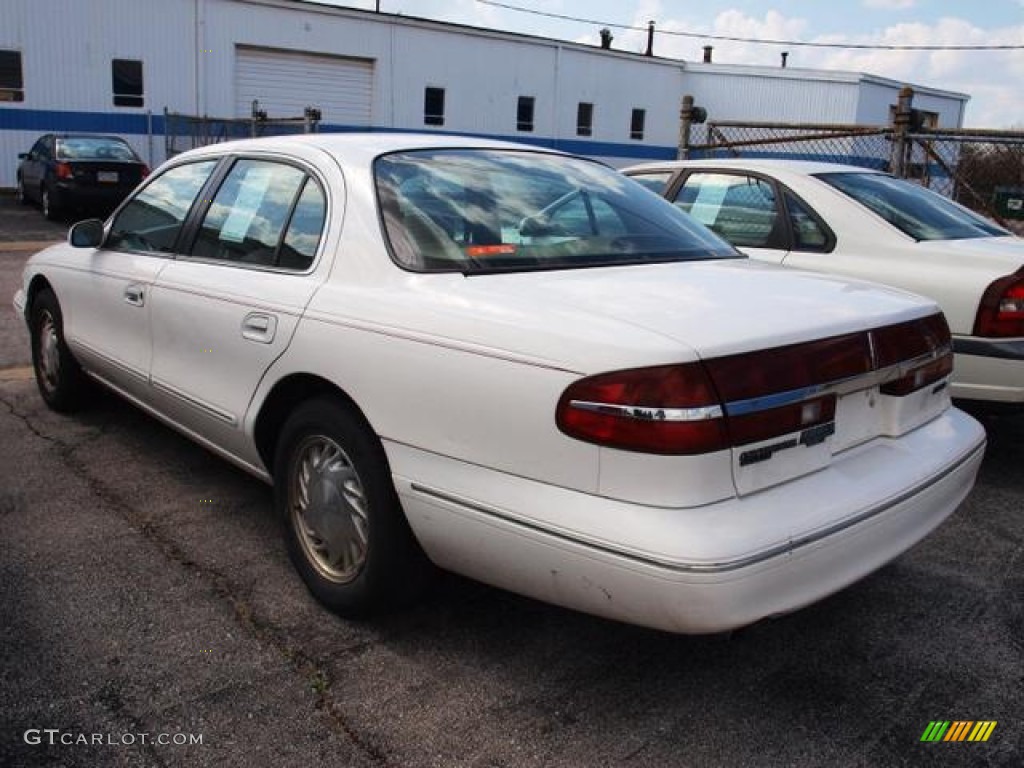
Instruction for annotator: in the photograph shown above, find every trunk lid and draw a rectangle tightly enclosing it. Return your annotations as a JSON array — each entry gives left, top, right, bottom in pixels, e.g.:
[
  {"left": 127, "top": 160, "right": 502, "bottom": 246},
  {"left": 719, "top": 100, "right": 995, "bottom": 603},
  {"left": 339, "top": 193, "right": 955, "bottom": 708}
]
[{"left": 462, "top": 258, "right": 950, "bottom": 496}]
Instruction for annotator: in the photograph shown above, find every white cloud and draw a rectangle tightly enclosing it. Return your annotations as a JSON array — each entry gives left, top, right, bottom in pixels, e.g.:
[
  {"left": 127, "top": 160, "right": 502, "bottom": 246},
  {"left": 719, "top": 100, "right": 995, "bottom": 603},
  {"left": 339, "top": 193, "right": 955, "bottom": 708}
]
[
  {"left": 629, "top": 9, "right": 1022, "bottom": 127},
  {"left": 862, "top": 0, "right": 916, "bottom": 9}
]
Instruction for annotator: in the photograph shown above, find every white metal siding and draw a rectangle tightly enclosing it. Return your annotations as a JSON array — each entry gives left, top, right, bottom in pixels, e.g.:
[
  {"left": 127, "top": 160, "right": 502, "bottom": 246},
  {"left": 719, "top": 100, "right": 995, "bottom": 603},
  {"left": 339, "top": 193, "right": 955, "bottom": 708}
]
[
  {"left": 234, "top": 46, "right": 373, "bottom": 125},
  {"left": 686, "top": 70, "right": 860, "bottom": 124}
]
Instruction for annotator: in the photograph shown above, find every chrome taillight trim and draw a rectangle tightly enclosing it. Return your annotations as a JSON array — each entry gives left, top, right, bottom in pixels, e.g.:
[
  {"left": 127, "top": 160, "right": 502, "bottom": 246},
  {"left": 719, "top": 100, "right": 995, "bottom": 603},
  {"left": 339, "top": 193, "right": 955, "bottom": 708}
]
[
  {"left": 568, "top": 400, "right": 724, "bottom": 422},
  {"left": 725, "top": 342, "right": 952, "bottom": 417}
]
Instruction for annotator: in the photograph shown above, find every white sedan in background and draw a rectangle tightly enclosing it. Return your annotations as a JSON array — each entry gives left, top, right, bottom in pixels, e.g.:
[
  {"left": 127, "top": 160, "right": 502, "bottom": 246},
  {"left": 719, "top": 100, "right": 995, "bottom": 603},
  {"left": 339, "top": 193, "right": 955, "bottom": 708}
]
[
  {"left": 14, "top": 135, "right": 985, "bottom": 634},
  {"left": 624, "top": 159, "right": 1024, "bottom": 405}
]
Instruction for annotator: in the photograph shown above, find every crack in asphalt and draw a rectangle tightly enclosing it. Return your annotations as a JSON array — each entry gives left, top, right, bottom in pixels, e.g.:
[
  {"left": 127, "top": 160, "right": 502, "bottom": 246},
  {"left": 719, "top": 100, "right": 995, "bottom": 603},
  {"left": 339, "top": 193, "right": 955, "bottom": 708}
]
[{"left": 0, "top": 390, "right": 392, "bottom": 767}]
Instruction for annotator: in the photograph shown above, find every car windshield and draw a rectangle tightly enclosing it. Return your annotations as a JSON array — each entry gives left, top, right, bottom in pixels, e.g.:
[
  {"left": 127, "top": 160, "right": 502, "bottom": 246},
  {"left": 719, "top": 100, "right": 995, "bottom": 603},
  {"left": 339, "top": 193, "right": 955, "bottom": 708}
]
[
  {"left": 817, "top": 172, "right": 1008, "bottom": 241},
  {"left": 57, "top": 137, "right": 138, "bottom": 161},
  {"left": 375, "top": 149, "right": 738, "bottom": 274}
]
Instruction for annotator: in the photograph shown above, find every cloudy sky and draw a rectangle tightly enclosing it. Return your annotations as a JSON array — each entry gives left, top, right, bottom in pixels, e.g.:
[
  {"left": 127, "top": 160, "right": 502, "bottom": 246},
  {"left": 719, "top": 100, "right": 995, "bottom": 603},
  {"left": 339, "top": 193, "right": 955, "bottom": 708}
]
[{"left": 318, "top": 0, "right": 1023, "bottom": 128}]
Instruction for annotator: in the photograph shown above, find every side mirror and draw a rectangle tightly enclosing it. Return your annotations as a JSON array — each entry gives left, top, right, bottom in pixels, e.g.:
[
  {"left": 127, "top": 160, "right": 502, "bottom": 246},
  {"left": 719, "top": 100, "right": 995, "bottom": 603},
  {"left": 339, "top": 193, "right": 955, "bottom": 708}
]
[
  {"left": 18, "top": 152, "right": 28, "bottom": 160},
  {"left": 68, "top": 219, "right": 105, "bottom": 248}
]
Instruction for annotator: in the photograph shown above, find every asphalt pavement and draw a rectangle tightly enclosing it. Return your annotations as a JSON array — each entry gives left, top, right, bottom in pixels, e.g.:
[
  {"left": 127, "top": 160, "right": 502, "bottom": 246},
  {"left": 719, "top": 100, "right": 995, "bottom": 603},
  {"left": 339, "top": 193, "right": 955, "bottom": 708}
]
[{"left": 0, "top": 195, "right": 1021, "bottom": 767}]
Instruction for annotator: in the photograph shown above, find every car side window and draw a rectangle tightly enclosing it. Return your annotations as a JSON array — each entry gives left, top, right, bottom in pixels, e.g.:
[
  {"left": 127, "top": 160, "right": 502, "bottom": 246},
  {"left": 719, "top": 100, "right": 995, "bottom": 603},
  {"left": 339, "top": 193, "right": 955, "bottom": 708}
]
[
  {"left": 29, "top": 137, "right": 47, "bottom": 159},
  {"left": 785, "top": 192, "right": 830, "bottom": 251},
  {"left": 628, "top": 172, "right": 674, "bottom": 194},
  {"left": 190, "top": 159, "right": 314, "bottom": 268},
  {"left": 107, "top": 160, "right": 218, "bottom": 254},
  {"left": 280, "top": 178, "right": 327, "bottom": 270},
  {"left": 675, "top": 173, "right": 780, "bottom": 248}
]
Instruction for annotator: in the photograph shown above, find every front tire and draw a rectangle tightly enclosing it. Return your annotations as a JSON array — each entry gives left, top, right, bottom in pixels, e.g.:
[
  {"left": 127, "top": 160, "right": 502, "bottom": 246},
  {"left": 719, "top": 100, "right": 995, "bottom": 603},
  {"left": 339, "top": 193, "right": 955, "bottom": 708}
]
[
  {"left": 274, "top": 398, "right": 432, "bottom": 617},
  {"left": 30, "top": 288, "right": 88, "bottom": 412}
]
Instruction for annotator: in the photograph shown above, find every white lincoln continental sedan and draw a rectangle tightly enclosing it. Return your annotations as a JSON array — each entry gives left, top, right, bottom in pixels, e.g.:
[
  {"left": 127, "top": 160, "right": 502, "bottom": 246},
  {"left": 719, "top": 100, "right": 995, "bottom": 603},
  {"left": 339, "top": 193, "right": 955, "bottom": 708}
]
[{"left": 14, "top": 134, "right": 986, "bottom": 634}]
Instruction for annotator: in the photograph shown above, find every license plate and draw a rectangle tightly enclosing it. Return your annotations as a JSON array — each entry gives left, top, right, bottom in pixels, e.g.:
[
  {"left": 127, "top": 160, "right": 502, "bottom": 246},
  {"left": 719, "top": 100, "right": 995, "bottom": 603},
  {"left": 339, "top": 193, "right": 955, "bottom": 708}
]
[{"left": 97, "top": 171, "right": 119, "bottom": 183}]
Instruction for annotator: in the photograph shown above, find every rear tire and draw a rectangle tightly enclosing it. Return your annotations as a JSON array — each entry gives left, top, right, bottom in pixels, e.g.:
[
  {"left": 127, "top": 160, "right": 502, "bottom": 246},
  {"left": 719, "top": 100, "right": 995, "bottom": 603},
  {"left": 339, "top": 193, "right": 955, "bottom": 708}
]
[
  {"left": 41, "top": 184, "right": 59, "bottom": 221},
  {"left": 274, "top": 398, "right": 433, "bottom": 617},
  {"left": 30, "top": 288, "right": 88, "bottom": 412}
]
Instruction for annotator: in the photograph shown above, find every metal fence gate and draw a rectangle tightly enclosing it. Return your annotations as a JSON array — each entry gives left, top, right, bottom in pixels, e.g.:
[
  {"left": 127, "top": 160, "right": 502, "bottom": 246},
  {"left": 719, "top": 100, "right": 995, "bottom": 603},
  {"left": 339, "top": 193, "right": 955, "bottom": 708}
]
[
  {"left": 164, "top": 100, "right": 322, "bottom": 158},
  {"left": 679, "top": 88, "right": 1024, "bottom": 231}
]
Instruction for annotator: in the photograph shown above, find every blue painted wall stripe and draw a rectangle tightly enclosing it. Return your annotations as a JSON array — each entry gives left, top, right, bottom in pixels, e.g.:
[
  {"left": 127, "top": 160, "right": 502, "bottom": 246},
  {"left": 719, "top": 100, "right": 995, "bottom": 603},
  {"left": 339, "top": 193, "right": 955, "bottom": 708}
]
[
  {"left": 0, "top": 107, "right": 166, "bottom": 135},
  {"left": 0, "top": 107, "right": 677, "bottom": 162}
]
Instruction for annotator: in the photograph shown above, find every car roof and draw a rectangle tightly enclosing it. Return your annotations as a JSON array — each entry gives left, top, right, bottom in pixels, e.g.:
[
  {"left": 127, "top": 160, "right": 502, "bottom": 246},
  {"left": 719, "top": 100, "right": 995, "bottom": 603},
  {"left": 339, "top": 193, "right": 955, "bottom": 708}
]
[
  {"left": 624, "top": 158, "right": 886, "bottom": 176},
  {"left": 177, "top": 132, "right": 570, "bottom": 167},
  {"left": 53, "top": 133, "right": 132, "bottom": 141}
]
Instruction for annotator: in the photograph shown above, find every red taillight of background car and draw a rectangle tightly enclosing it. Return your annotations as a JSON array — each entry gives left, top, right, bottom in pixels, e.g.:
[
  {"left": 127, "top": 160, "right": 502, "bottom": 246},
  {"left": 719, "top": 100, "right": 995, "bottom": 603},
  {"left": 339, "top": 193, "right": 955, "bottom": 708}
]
[
  {"left": 55, "top": 162, "right": 73, "bottom": 179},
  {"left": 141, "top": 165, "right": 150, "bottom": 178},
  {"left": 974, "top": 270, "right": 1024, "bottom": 338},
  {"left": 557, "top": 313, "right": 951, "bottom": 455}
]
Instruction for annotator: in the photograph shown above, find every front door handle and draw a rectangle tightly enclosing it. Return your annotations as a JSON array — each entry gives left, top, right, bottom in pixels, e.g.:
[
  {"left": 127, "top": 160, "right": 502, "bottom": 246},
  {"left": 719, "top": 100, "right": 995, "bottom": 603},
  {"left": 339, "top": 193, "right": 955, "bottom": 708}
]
[
  {"left": 241, "top": 312, "right": 277, "bottom": 344},
  {"left": 124, "top": 284, "right": 145, "bottom": 307}
]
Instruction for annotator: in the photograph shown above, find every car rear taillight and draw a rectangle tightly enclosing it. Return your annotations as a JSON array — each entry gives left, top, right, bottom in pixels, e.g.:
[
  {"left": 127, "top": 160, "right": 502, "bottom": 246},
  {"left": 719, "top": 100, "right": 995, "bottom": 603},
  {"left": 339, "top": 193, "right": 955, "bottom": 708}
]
[
  {"left": 557, "top": 313, "right": 951, "bottom": 455},
  {"left": 974, "top": 270, "right": 1024, "bottom": 338},
  {"left": 880, "top": 352, "right": 954, "bottom": 396},
  {"left": 141, "top": 165, "right": 150, "bottom": 178},
  {"left": 55, "top": 162, "right": 73, "bottom": 179},
  {"left": 556, "top": 363, "right": 729, "bottom": 455}
]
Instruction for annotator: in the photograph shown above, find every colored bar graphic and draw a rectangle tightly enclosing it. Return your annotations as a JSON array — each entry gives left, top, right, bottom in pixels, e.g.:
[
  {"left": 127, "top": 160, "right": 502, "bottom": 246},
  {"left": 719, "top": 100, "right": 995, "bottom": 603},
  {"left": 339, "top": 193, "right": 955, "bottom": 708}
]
[
  {"left": 944, "top": 721, "right": 973, "bottom": 741},
  {"left": 920, "top": 721, "right": 950, "bottom": 742},
  {"left": 921, "top": 721, "right": 996, "bottom": 742},
  {"left": 969, "top": 722, "right": 998, "bottom": 742}
]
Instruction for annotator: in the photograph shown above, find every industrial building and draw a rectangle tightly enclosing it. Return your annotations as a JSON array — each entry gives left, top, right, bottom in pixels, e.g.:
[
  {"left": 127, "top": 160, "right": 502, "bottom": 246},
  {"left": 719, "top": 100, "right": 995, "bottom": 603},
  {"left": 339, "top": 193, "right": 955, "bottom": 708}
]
[{"left": 0, "top": 0, "right": 970, "bottom": 187}]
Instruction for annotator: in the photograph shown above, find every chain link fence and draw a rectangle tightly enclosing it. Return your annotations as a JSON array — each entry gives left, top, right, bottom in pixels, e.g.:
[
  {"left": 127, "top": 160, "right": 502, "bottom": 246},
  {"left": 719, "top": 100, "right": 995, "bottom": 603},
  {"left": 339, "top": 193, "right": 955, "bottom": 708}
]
[
  {"left": 680, "top": 90, "right": 1024, "bottom": 233},
  {"left": 164, "top": 101, "right": 321, "bottom": 158}
]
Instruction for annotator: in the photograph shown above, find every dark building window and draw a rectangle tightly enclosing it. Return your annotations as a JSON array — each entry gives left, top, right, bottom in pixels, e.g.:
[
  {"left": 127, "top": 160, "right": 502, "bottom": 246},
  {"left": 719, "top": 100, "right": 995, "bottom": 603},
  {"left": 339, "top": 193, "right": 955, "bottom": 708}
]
[
  {"left": 112, "top": 59, "right": 144, "bottom": 107},
  {"left": 517, "top": 96, "right": 535, "bottom": 132},
  {"left": 424, "top": 87, "right": 445, "bottom": 126},
  {"left": 576, "top": 102, "right": 593, "bottom": 136},
  {"left": 630, "top": 108, "right": 646, "bottom": 140},
  {"left": 0, "top": 50, "right": 24, "bottom": 102}
]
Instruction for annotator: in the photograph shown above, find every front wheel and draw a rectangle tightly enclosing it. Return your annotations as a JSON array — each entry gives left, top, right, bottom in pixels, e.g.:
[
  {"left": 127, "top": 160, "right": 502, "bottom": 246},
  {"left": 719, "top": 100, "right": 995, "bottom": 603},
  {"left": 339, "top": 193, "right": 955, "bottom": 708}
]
[
  {"left": 30, "top": 288, "right": 88, "bottom": 412},
  {"left": 274, "top": 398, "right": 432, "bottom": 617}
]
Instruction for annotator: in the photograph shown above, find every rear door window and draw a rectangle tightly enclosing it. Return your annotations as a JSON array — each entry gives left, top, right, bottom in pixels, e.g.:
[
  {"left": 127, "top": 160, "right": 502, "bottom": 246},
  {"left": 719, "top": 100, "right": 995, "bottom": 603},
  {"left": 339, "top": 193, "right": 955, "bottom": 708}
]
[
  {"left": 674, "top": 172, "right": 780, "bottom": 248},
  {"left": 189, "top": 159, "right": 324, "bottom": 270}
]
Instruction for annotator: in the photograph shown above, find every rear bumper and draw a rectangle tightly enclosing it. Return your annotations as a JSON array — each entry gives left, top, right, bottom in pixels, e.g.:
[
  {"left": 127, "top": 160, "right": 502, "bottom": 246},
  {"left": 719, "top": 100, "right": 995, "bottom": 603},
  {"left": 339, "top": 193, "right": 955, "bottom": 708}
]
[
  {"left": 391, "top": 408, "right": 985, "bottom": 634},
  {"left": 951, "top": 339, "right": 1024, "bottom": 403},
  {"left": 52, "top": 181, "right": 133, "bottom": 208}
]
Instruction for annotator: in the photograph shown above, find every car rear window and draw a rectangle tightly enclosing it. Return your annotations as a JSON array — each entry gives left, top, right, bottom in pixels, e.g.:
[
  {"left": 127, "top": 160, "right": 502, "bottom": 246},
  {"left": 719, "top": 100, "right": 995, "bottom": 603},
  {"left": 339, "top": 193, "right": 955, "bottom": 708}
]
[
  {"left": 375, "top": 149, "right": 737, "bottom": 274},
  {"left": 817, "top": 172, "right": 1008, "bottom": 241},
  {"left": 57, "top": 137, "right": 138, "bottom": 161}
]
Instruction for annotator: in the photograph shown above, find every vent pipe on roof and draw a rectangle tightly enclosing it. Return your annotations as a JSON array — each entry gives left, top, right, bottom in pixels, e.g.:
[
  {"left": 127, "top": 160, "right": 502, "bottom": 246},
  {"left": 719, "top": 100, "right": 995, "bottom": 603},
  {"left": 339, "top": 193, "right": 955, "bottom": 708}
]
[
  {"left": 600, "top": 28, "right": 613, "bottom": 49},
  {"left": 703, "top": 45, "right": 713, "bottom": 63},
  {"left": 645, "top": 21, "right": 655, "bottom": 56},
  {"left": 781, "top": 51, "right": 789, "bottom": 68}
]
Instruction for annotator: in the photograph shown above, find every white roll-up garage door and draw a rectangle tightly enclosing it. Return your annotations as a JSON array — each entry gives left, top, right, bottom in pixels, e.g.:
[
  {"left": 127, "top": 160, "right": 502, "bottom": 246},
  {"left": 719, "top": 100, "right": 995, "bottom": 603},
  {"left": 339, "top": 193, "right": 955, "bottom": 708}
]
[{"left": 235, "top": 46, "right": 374, "bottom": 126}]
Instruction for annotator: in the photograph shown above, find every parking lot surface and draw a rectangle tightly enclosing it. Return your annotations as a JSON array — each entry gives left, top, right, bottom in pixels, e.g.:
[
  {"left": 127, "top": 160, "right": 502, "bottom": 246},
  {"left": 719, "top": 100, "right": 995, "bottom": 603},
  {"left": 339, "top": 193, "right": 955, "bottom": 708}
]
[{"left": 0, "top": 195, "right": 1021, "bottom": 767}]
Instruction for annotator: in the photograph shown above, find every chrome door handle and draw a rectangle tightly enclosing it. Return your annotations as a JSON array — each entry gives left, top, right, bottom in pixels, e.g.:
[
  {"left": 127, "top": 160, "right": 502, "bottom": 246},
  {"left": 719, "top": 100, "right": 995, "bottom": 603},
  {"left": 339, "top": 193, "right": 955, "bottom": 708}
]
[
  {"left": 124, "top": 284, "right": 145, "bottom": 306},
  {"left": 241, "top": 312, "right": 277, "bottom": 343}
]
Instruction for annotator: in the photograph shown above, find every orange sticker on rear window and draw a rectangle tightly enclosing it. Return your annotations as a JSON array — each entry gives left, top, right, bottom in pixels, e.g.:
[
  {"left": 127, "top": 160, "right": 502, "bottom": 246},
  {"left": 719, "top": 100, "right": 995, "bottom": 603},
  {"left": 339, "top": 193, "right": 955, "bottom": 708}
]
[{"left": 464, "top": 244, "right": 517, "bottom": 257}]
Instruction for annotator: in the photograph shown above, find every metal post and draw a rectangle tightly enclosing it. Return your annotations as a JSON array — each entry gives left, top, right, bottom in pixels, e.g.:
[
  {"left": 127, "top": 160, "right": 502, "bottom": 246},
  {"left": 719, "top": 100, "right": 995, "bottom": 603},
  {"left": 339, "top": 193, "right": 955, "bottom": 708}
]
[
  {"left": 146, "top": 109, "right": 154, "bottom": 166},
  {"left": 678, "top": 94, "right": 695, "bottom": 159},
  {"left": 164, "top": 107, "right": 171, "bottom": 159},
  {"left": 891, "top": 85, "right": 914, "bottom": 178}
]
